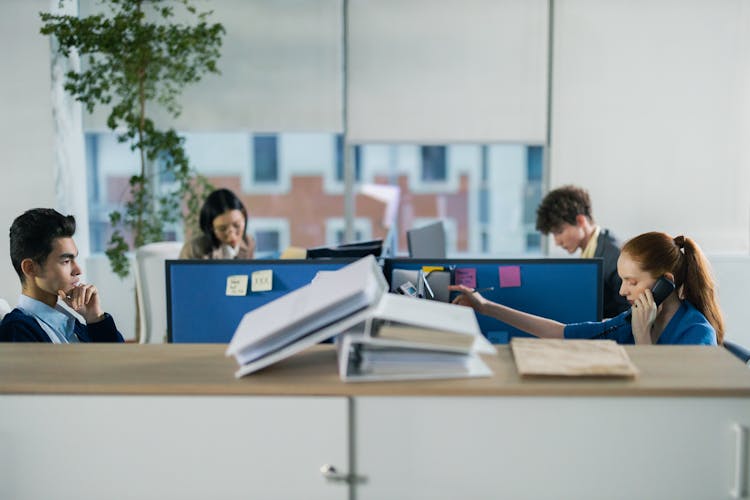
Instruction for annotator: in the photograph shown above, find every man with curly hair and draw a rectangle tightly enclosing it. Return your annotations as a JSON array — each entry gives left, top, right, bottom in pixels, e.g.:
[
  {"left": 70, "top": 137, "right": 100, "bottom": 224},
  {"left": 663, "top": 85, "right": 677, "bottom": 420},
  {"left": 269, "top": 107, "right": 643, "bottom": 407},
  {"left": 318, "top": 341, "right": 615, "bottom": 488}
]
[{"left": 536, "top": 185, "right": 629, "bottom": 318}]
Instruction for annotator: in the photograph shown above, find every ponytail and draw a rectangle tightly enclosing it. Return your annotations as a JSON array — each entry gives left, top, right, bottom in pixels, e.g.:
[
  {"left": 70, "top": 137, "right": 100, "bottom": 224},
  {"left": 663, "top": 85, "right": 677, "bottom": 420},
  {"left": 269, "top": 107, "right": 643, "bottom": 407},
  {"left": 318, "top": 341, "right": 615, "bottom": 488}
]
[
  {"left": 676, "top": 236, "right": 725, "bottom": 344},
  {"left": 623, "top": 232, "right": 724, "bottom": 344}
]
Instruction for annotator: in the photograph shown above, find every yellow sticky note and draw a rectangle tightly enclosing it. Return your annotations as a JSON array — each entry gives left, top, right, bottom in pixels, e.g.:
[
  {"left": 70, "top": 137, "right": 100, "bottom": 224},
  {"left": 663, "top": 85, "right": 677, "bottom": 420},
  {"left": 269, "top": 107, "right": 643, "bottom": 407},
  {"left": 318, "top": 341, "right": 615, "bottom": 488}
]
[
  {"left": 226, "top": 275, "right": 249, "bottom": 296},
  {"left": 422, "top": 266, "right": 444, "bottom": 273},
  {"left": 251, "top": 269, "right": 273, "bottom": 292}
]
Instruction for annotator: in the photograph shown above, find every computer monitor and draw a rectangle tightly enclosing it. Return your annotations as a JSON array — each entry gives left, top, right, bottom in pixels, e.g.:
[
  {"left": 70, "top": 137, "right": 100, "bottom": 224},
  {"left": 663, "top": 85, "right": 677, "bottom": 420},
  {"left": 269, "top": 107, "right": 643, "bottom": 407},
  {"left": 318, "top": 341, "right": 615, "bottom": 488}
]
[
  {"left": 306, "top": 239, "right": 383, "bottom": 259},
  {"left": 407, "top": 221, "right": 446, "bottom": 258}
]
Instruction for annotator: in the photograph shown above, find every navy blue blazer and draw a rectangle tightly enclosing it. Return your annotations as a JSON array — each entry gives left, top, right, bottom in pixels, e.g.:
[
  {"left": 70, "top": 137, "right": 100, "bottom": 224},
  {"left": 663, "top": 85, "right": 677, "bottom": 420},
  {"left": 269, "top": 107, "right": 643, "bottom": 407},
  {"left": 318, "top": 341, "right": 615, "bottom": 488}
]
[
  {"left": 595, "top": 229, "right": 631, "bottom": 318},
  {"left": 0, "top": 308, "right": 124, "bottom": 343}
]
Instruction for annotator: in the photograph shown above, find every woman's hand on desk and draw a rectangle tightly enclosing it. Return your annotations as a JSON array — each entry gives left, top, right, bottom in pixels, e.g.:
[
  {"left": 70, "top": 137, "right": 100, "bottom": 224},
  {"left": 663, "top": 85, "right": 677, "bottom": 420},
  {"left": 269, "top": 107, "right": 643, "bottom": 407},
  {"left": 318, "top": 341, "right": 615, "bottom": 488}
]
[{"left": 449, "top": 284, "right": 490, "bottom": 314}]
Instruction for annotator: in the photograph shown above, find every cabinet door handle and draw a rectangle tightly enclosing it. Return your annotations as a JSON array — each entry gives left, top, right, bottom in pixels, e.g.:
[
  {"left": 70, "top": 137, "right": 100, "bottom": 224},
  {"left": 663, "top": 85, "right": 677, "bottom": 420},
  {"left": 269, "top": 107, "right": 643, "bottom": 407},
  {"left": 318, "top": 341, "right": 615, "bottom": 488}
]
[
  {"left": 320, "top": 464, "right": 367, "bottom": 485},
  {"left": 732, "top": 424, "right": 749, "bottom": 499}
]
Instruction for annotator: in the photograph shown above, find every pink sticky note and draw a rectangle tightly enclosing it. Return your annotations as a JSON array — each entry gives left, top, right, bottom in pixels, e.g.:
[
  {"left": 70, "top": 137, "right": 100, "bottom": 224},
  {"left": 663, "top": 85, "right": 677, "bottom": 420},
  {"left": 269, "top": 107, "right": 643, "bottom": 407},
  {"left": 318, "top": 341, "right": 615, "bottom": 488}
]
[
  {"left": 454, "top": 268, "right": 477, "bottom": 289},
  {"left": 499, "top": 266, "right": 521, "bottom": 288}
]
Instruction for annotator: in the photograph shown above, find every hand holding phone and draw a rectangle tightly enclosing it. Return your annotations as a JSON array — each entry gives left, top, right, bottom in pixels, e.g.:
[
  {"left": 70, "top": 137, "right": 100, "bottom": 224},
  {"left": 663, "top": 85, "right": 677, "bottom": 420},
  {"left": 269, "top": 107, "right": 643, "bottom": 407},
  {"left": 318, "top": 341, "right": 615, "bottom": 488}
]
[{"left": 624, "top": 276, "right": 675, "bottom": 323}]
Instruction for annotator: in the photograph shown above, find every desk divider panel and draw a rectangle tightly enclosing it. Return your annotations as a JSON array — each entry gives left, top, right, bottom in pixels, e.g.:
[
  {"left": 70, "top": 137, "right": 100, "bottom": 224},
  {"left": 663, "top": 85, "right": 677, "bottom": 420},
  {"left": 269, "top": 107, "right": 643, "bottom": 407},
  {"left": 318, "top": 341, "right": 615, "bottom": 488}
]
[
  {"left": 166, "top": 259, "right": 356, "bottom": 343},
  {"left": 383, "top": 258, "right": 603, "bottom": 344}
]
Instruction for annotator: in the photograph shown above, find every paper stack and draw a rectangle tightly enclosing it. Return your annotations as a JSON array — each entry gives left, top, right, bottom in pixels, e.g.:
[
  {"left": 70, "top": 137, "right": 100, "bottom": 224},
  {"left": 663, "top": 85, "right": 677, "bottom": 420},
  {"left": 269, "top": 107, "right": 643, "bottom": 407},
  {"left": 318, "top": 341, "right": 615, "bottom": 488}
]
[
  {"left": 226, "top": 254, "right": 495, "bottom": 382},
  {"left": 226, "top": 255, "right": 387, "bottom": 377},
  {"left": 336, "top": 293, "right": 495, "bottom": 382}
]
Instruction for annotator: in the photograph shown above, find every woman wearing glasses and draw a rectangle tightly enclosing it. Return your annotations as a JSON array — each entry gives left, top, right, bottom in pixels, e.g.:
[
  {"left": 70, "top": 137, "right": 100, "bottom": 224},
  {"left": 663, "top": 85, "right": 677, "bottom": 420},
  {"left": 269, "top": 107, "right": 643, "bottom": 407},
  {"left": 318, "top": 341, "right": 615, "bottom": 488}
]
[{"left": 179, "top": 188, "right": 255, "bottom": 260}]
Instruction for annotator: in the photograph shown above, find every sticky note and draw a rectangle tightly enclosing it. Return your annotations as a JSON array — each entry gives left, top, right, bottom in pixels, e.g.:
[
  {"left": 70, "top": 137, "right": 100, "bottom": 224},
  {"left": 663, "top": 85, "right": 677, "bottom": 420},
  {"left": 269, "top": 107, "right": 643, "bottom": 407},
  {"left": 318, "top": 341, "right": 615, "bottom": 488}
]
[
  {"left": 226, "top": 275, "right": 249, "bottom": 296},
  {"left": 454, "top": 268, "right": 477, "bottom": 289},
  {"left": 499, "top": 266, "right": 521, "bottom": 288},
  {"left": 422, "top": 266, "right": 444, "bottom": 273},
  {"left": 251, "top": 270, "right": 273, "bottom": 292}
]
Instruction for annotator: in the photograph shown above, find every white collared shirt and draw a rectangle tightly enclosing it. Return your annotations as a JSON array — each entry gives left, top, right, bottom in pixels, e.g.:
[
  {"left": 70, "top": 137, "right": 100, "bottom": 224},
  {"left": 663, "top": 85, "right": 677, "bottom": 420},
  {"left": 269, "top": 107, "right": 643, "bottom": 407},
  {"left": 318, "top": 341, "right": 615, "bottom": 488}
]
[{"left": 17, "top": 295, "right": 79, "bottom": 343}]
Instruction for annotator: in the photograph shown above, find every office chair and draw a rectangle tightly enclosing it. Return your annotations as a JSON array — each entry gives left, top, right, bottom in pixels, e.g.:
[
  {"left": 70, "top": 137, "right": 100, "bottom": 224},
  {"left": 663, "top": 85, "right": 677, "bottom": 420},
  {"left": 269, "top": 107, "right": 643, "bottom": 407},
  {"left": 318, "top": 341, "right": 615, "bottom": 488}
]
[
  {"left": 134, "top": 242, "right": 183, "bottom": 343},
  {"left": 724, "top": 340, "right": 750, "bottom": 366}
]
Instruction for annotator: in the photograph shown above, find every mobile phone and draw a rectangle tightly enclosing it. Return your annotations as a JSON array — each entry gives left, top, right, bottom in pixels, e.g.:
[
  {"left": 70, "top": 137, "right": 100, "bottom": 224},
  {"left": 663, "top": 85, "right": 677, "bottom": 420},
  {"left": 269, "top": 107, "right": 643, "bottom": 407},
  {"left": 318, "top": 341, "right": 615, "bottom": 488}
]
[
  {"left": 624, "top": 276, "right": 676, "bottom": 323},
  {"left": 398, "top": 281, "right": 418, "bottom": 297},
  {"left": 651, "top": 276, "right": 676, "bottom": 306}
]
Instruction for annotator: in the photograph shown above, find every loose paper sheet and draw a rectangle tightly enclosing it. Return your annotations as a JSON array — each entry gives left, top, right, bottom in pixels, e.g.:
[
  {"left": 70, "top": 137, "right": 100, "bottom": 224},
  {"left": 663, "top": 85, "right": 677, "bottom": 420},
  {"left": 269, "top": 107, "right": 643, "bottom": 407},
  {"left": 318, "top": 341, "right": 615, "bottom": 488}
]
[{"left": 511, "top": 338, "right": 639, "bottom": 377}]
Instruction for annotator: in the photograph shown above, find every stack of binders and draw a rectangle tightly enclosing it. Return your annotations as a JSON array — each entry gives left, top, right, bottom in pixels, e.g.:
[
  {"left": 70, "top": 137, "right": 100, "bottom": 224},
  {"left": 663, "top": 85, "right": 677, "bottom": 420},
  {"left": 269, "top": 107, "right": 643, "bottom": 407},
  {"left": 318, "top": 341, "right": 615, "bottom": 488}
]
[
  {"left": 336, "top": 293, "right": 495, "bottom": 382},
  {"left": 226, "top": 255, "right": 387, "bottom": 378},
  {"left": 226, "top": 254, "right": 494, "bottom": 381}
]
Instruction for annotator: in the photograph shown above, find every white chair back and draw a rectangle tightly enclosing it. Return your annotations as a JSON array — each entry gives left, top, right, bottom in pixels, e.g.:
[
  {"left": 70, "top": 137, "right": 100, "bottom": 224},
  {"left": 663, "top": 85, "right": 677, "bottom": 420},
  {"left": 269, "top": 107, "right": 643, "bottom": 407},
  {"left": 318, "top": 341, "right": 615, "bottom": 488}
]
[
  {"left": 0, "top": 298, "right": 11, "bottom": 322},
  {"left": 134, "top": 242, "right": 183, "bottom": 343}
]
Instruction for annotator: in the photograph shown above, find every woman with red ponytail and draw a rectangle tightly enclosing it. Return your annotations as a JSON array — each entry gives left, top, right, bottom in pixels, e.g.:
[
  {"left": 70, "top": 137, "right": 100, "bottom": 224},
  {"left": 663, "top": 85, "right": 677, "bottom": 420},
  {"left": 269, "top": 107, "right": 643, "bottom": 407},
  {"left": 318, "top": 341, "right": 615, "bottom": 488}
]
[{"left": 451, "top": 232, "right": 722, "bottom": 345}]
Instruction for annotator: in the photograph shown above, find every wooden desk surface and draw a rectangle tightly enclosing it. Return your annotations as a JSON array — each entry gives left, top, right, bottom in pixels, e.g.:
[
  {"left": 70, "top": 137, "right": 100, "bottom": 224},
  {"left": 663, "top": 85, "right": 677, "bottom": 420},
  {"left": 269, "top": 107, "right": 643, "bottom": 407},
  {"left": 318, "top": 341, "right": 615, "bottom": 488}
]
[{"left": 1, "top": 344, "right": 749, "bottom": 397}]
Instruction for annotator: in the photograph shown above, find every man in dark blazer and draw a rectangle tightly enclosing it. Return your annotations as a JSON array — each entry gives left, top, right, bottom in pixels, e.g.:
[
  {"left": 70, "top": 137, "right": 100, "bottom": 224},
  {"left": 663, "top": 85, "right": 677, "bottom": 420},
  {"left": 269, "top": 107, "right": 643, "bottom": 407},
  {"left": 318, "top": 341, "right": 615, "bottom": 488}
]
[
  {"left": 0, "top": 208, "right": 123, "bottom": 342},
  {"left": 535, "top": 185, "right": 630, "bottom": 319}
]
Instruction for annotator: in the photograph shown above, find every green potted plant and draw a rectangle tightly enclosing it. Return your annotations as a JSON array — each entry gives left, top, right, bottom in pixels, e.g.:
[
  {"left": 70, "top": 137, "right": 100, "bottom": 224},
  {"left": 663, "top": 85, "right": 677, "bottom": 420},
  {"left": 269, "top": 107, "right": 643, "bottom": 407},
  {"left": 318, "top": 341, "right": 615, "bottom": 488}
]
[{"left": 40, "top": 0, "right": 225, "bottom": 278}]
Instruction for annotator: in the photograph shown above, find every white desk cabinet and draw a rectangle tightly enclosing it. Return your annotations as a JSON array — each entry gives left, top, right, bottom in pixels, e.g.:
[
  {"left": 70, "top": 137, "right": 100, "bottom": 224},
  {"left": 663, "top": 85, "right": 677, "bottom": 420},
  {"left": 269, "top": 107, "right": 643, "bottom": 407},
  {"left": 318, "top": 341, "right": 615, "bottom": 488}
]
[
  {"left": 0, "top": 395, "right": 348, "bottom": 500},
  {"left": 1, "top": 344, "right": 749, "bottom": 500},
  {"left": 355, "top": 396, "right": 750, "bottom": 500}
]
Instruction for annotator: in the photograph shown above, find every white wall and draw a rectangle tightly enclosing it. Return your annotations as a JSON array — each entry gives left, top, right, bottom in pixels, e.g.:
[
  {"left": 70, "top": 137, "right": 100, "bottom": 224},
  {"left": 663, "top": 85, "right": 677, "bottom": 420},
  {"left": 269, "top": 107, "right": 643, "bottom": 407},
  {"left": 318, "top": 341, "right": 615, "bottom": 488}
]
[
  {"left": 0, "top": 0, "right": 56, "bottom": 304},
  {"left": 2, "top": 0, "right": 750, "bottom": 345},
  {"left": 708, "top": 255, "right": 750, "bottom": 347},
  {"left": 551, "top": 0, "right": 750, "bottom": 253}
]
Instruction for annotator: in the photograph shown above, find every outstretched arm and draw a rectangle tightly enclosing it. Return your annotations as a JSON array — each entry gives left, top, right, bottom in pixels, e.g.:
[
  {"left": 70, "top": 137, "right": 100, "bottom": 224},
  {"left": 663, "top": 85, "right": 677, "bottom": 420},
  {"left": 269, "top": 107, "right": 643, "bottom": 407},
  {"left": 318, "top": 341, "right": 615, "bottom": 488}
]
[{"left": 449, "top": 284, "right": 565, "bottom": 339}]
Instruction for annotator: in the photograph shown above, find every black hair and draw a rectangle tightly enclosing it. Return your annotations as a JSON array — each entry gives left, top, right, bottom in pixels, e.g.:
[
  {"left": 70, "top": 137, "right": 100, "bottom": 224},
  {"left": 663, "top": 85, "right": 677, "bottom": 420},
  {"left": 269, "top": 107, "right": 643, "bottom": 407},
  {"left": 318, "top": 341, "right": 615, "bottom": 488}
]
[
  {"left": 535, "top": 185, "right": 594, "bottom": 234},
  {"left": 10, "top": 208, "right": 76, "bottom": 284},
  {"left": 199, "top": 189, "right": 248, "bottom": 249}
]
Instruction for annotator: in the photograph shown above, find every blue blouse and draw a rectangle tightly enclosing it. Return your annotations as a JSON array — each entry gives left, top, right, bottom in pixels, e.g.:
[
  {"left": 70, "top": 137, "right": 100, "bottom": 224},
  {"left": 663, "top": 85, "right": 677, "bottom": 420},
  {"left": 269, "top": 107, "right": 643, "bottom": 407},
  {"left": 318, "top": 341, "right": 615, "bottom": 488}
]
[{"left": 564, "top": 301, "right": 717, "bottom": 345}]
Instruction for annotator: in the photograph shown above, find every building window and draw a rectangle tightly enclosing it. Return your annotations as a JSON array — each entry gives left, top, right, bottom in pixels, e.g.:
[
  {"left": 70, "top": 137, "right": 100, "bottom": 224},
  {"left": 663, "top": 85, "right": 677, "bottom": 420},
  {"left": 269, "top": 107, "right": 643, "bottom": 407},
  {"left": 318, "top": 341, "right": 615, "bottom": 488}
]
[
  {"left": 523, "top": 145, "right": 543, "bottom": 250},
  {"left": 526, "top": 232, "right": 541, "bottom": 252},
  {"left": 335, "top": 229, "right": 363, "bottom": 245},
  {"left": 335, "top": 135, "right": 362, "bottom": 182},
  {"left": 481, "top": 231, "right": 489, "bottom": 253},
  {"left": 255, "top": 229, "right": 280, "bottom": 253},
  {"left": 420, "top": 146, "right": 447, "bottom": 181},
  {"left": 83, "top": 130, "right": 545, "bottom": 258},
  {"left": 527, "top": 145, "right": 543, "bottom": 182},
  {"left": 253, "top": 134, "right": 278, "bottom": 183}
]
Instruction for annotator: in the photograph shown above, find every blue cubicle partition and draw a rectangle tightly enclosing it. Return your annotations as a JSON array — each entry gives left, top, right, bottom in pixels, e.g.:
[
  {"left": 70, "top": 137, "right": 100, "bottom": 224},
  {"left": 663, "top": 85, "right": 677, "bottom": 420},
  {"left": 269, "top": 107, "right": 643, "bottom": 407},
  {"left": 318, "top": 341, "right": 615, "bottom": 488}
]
[
  {"left": 166, "top": 259, "right": 356, "bottom": 343},
  {"left": 382, "top": 258, "right": 603, "bottom": 344}
]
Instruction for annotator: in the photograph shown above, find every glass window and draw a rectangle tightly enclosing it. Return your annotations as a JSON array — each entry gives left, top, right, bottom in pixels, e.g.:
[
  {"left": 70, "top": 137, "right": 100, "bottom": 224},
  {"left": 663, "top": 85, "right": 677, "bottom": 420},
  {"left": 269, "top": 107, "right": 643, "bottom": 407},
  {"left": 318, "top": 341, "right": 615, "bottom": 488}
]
[
  {"left": 526, "top": 232, "right": 541, "bottom": 252},
  {"left": 356, "top": 143, "right": 544, "bottom": 256},
  {"left": 73, "top": 1, "right": 550, "bottom": 267},
  {"left": 85, "top": 133, "right": 105, "bottom": 253},
  {"left": 84, "top": 131, "right": 545, "bottom": 259},
  {"left": 335, "top": 229, "right": 363, "bottom": 245},
  {"left": 420, "top": 146, "right": 447, "bottom": 182},
  {"left": 253, "top": 135, "right": 278, "bottom": 183},
  {"left": 335, "top": 135, "right": 362, "bottom": 182},
  {"left": 523, "top": 145, "right": 544, "bottom": 253},
  {"left": 481, "top": 231, "right": 489, "bottom": 253},
  {"left": 255, "top": 230, "right": 280, "bottom": 254}
]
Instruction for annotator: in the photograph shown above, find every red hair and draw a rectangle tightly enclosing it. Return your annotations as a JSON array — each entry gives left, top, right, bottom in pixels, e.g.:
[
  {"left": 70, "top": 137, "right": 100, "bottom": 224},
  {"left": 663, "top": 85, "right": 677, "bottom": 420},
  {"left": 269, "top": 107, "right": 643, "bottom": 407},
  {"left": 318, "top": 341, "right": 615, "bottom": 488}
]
[{"left": 622, "top": 232, "right": 724, "bottom": 344}]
